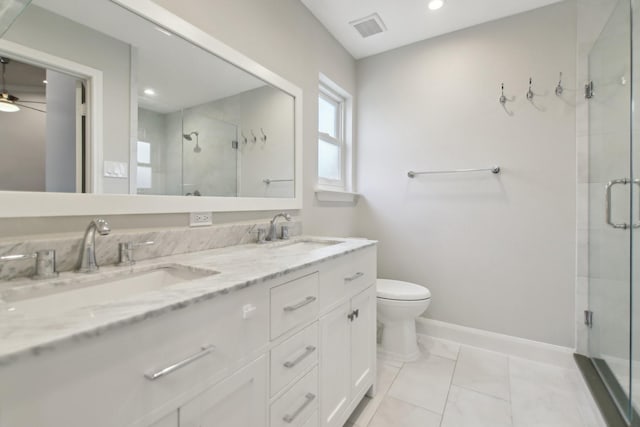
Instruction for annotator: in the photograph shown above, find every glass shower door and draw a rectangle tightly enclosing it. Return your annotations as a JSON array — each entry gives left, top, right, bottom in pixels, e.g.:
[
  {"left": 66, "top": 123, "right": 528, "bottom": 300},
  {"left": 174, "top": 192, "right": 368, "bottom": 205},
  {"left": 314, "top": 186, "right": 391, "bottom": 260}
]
[{"left": 587, "top": 0, "right": 634, "bottom": 421}]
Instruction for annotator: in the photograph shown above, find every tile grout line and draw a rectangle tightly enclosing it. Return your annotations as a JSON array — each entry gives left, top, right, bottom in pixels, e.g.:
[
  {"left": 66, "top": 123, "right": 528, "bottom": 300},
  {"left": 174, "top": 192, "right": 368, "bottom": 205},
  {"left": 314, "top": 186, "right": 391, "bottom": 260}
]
[
  {"left": 363, "top": 361, "right": 404, "bottom": 427},
  {"left": 506, "top": 356, "right": 514, "bottom": 427},
  {"left": 439, "top": 347, "right": 461, "bottom": 427}
]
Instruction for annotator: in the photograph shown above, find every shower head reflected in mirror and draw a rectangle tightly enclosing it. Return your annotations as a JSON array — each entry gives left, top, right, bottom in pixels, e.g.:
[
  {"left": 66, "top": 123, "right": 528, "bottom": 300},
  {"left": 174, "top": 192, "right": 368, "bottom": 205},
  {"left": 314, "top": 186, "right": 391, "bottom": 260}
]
[{"left": 183, "top": 131, "right": 201, "bottom": 153}]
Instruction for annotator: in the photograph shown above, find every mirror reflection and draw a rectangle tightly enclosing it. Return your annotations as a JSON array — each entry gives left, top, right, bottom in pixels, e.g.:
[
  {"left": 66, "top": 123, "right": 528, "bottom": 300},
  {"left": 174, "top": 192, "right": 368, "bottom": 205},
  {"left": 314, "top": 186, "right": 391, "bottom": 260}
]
[
  {"left": 0, "top": 0, "right": 295, "bottom": 198},
  {"left": 0, "top": 57, "right": 85, "bottom": 193}
]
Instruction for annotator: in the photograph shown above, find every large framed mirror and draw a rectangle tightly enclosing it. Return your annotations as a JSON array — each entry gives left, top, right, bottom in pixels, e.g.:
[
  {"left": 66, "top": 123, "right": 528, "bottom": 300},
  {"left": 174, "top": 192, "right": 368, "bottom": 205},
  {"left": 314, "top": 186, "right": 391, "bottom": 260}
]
[{"left": 0, "top": 0, "right": 302, "bottom": 217}]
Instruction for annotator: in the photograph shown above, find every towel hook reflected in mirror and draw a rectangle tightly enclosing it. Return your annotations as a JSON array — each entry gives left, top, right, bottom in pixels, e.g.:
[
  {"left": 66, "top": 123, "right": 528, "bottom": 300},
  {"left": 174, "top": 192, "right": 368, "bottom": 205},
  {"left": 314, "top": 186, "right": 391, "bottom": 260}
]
[
  {"left": 526, "top": 77, "right": 535, "bottom": 101},
  {"left": 555, "top": 72, "right": 563, "bottom": 96},
  {"left": 499, "top": 83, "right": 507, "bottom": 105}
]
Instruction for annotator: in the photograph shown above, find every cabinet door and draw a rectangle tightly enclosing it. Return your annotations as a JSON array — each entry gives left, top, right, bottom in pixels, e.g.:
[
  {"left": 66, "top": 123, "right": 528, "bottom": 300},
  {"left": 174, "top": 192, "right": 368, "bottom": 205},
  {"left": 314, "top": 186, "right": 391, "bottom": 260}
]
[
  {"left": 350, "top": 286, "right": 376, "bottom": 399},
  {"left": 319, "top": 301, "right": 351, "bottom": 427},
  {"left": 179, "top": 355, "right": 267, "bottom": 427}
]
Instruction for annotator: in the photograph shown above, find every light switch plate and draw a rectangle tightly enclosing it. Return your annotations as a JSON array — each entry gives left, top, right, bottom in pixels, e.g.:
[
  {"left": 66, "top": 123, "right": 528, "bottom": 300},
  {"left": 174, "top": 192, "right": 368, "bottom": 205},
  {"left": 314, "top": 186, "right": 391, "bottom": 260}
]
[{"left": 189, "top": 212, "right": 213, "bottom": 227}]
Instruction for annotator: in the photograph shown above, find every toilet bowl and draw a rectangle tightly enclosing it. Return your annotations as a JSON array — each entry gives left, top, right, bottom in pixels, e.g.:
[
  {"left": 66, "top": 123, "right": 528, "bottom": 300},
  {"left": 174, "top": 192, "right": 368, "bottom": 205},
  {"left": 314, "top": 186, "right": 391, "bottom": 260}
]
[{"left": 377, "top": 279, "right": 431, "bottom": 362}]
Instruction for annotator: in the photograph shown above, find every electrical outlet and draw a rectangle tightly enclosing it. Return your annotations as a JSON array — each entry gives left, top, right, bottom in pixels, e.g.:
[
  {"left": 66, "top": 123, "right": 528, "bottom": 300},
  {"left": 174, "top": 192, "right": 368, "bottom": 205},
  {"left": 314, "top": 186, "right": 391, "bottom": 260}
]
[{"left": 189, "top": 212, "right": 213, "bottom": 227}]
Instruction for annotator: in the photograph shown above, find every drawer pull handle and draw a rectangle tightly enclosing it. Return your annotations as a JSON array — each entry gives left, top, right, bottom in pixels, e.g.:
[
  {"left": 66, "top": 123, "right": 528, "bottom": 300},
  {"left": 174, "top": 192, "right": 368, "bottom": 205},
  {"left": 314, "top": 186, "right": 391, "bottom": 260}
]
[
  {"left": 283, "top": 345, "right": 317, "bottom": 368},
  {"left": 144, "top": 345, "right": 214, "bottom": 381},
  {"left": 283, "top": 392, "right": 316, "bottom": 423},
  {"left": 284, "top": 296, "right": 317, "bottom": 312},
  {"left": 345, "top": 272, "right": 364, "bottom": 282}
]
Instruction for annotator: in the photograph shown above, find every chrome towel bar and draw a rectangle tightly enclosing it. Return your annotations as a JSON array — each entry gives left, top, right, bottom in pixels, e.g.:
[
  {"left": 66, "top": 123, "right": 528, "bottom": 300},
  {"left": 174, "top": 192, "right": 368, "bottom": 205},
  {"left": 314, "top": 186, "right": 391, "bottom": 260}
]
[
  {"left": 408, "top": 166, "right": 500, "bottom": 178},
  {"left": 263, "top": 178, "right": 294, "bottom": 184}
]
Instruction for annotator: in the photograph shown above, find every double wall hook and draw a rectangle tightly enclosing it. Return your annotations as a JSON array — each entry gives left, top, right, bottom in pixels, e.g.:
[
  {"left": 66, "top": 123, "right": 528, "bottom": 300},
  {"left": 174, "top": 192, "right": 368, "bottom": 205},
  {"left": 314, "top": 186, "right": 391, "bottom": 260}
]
[
  {"left": 240, "top": 131, "right": 248, "bottom": 144},
  {"left": 526, "top": 77, "right": 535, "bottom": 101},
  {"left": 260, "top": 128, "right": 267, "bottom": 142},
  {"left": 555, "top": 72, "right": 563, "bottom": 96},
  {"left": 499, "top": 83, "right": 507, "bottom": 105},
  {"left": 250, "top": 130, "right": 257, "bottom": 143}
]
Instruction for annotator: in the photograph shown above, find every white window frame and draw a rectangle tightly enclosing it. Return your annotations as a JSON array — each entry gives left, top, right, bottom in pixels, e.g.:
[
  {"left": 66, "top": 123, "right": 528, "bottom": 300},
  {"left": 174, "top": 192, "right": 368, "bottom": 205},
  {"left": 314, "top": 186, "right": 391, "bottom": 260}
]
[{"left": 318, "top": 83, "right": 347, "bottom": 189}]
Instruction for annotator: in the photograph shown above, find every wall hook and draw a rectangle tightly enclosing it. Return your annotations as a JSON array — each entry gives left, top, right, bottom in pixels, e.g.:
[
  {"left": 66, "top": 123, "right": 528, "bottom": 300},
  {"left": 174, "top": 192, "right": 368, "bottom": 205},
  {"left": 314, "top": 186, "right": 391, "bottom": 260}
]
[
  {"left": 250, "top": 130, "right": 257, "bottom": 143},
  {"left": 526, "top": 77, "right": 535, "bottom": 101},
  {"left": 555, "top": 72, "right": 563, "bottom": 96},
  {"left": 260, "top": 128, "right": 267, "bottom": 142},
  {"left": 499, "top": 83, "right": 507, "bottom": 105},
  {"left": 241, "top": 131, "right": 248, "bottom": 144}
]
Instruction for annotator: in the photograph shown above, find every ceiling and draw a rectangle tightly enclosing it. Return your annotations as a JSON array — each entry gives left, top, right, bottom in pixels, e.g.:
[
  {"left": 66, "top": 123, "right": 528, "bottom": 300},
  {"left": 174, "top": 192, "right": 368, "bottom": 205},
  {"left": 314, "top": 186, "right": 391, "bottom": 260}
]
[{"left": 300, "top": 0, "right": 564, "bottom": 59}]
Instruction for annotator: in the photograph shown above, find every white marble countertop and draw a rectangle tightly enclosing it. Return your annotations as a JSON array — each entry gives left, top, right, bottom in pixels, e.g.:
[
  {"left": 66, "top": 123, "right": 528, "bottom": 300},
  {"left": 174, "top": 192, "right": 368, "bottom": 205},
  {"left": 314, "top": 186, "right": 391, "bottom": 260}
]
[{"left": 0, "top": 236, "right": 376, "bottom": 366}]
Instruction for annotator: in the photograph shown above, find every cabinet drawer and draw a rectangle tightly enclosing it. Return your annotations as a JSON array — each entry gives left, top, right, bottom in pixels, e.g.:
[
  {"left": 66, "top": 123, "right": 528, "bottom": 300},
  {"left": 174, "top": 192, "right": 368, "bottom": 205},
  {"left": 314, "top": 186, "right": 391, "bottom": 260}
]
[
  {"left": 270, "top": 322, "right": 319, "bottom": 396},
  {"left": 319, "top": 246, "right": 376, "bottom": 312},
  {"left": 302, "top": 411, "right": 318, "bottom": 427},
  {"left": 0, "top": 283, "right": 269, "bottom": 427},
  {"left": 270, "top": 367, "right": 318, "bottom": 427},
  {"left": 270, "top": 272, "right": 319, "bottom": 339},
  {"left": 179, "top": 355, "right": 267, "bottom": 427}
]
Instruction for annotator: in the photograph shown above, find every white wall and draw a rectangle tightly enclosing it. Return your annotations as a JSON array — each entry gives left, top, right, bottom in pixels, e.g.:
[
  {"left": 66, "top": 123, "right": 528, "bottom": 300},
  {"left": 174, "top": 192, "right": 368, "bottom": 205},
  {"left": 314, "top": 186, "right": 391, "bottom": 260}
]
[{"left": 356, "top": 1, "right": 577, "bottom": 347}]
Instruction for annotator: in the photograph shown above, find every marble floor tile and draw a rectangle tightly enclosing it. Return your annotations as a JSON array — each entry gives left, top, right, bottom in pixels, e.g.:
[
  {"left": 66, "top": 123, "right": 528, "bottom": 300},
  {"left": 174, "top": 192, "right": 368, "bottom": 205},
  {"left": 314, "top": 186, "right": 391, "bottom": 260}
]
[
  {"left": 509, "top": 357, "right": 586, "bottom": 427},
  {"left": 367, "top": 396, "right": 441, "bottom": 427},
  {"left": 452, "top": 346, "right": 510, "bottom": 400},
  {"left": 376, "top": 347, "right": 404, "bottom": 368},
  {"left": 441, "top": 385, "right": 512, "bottom": 427},
  {"left": 387, "top": 353, "right": 456, "bottom": 414},
  {"left": 347, "top": 362, "right": 401, "bottom": 426},
  {"left": 417, "top": 334, "right": 460, "bottom": 361}
]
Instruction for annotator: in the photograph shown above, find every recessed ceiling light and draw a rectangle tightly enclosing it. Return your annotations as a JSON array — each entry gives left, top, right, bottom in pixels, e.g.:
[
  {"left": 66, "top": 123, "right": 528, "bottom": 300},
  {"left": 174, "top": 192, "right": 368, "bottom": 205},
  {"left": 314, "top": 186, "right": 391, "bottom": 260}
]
[
  {"left": 43, "top": 80, "right": 47, "bottom": 84},
  {"left": 143, "top": 88, "right": 156, "bottom": 96},
  {"left": 428, "top": 0, "right": 445, "bottom": 10}
]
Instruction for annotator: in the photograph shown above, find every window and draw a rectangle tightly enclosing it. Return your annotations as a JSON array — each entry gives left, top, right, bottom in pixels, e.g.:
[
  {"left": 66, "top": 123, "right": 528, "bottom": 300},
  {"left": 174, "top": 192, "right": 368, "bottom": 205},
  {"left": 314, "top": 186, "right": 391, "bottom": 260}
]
[
  {"left": 318, "top": 83, "right": 347, "bottom": 188},
  {"left": 136, "top": 141, "right": 152, "bottom": 190}
]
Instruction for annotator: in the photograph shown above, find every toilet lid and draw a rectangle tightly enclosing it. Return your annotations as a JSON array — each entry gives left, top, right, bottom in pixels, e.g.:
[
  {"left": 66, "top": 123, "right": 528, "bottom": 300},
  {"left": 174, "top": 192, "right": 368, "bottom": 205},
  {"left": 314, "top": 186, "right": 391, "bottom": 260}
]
[{"left": 376, "top": 279, "right": 431, "bottom": 301}]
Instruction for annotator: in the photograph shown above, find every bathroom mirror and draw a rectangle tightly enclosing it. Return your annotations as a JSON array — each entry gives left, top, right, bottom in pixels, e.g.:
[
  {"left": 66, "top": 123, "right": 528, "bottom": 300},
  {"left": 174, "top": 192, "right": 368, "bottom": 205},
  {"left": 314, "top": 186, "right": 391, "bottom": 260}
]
[{"left": 0, "top": 0, "right": 302, "bottom": 216}]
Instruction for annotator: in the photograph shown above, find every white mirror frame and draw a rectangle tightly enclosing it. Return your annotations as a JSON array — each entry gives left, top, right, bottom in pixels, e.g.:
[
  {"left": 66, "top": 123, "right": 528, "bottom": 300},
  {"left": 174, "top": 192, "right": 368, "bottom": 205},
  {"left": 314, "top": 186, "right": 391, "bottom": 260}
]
[{"left": 0, "top": 0, "right": 303, "bottom": 217}]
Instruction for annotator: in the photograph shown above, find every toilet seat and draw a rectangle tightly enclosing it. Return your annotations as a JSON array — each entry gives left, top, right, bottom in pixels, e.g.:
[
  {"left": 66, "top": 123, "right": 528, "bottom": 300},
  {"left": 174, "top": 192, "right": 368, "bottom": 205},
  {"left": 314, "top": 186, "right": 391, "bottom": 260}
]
[{"left": 376, "top": 279, "right": 431, "bottom": 301}]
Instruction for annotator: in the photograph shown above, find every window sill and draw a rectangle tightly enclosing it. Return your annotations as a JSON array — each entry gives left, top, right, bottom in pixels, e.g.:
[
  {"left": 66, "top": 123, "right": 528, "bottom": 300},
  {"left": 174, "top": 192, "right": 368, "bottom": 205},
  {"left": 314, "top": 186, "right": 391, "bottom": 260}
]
[{"left": 314, "top": 187, "right": 360, "bottom": 203}]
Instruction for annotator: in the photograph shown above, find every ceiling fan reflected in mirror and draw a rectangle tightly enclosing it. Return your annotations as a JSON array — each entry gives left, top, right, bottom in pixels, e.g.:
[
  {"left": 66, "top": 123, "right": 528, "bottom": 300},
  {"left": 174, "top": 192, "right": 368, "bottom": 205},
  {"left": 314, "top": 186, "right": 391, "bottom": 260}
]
[{"left": 0, "top": 57, "right": 46, "bottom": 113}]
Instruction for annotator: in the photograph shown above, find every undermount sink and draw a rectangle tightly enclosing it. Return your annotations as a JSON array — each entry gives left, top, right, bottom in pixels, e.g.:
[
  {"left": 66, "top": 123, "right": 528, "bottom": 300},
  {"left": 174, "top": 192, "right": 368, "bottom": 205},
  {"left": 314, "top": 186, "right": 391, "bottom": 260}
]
[
  {"left": 2, "top": 265, "right": 218, "bottom": 316},
  {"left": 268, "top": 239, "right": 341, "bottom": 253}
]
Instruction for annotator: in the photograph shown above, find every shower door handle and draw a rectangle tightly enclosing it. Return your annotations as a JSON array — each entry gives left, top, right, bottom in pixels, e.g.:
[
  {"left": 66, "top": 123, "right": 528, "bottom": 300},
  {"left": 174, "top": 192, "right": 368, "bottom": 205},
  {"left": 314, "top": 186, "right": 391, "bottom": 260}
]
[
  {"left": 605, "top": 178, "right": 630, "bottom": 229},
  {"left": 634, "top": 179, "right": 640, "bottom": 229}
]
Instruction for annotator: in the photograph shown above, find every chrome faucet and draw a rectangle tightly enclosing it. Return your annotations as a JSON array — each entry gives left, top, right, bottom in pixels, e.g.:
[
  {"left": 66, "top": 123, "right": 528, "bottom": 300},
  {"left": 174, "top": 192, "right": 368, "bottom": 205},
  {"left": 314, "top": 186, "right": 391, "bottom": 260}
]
[
  {"left": 77, "top": 218, "right": 111, "bottom": 273},
  {"left": 266, "top": 212, "right": 291, "bottom": 241}
]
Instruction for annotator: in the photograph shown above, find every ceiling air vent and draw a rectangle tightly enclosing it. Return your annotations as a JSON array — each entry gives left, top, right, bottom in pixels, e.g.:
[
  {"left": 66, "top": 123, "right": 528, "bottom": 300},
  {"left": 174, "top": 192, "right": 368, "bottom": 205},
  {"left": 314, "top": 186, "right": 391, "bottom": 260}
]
[{"left": 349, "top": 13, "right": 387, "bottom": 38}]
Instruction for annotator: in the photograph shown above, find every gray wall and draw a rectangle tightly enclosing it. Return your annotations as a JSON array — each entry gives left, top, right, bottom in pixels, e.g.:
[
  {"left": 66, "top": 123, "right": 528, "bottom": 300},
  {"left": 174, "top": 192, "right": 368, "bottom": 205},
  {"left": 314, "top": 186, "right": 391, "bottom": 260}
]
[
  {"left": 355, "top": 1, "right": 577, "bottom": 346},
  {"left": 45, "top": 69, "right": 77, "bottom": 193},
  {"left": 0, "top": 91, "right": 45, "bottom": 191}
]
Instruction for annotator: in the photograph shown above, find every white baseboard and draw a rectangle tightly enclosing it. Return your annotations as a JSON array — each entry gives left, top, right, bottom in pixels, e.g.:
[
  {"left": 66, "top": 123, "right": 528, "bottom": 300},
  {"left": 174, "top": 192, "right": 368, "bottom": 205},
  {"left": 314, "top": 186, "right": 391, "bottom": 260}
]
[{"left": 416, "top": 318, "right": 576, "bottom": 369}]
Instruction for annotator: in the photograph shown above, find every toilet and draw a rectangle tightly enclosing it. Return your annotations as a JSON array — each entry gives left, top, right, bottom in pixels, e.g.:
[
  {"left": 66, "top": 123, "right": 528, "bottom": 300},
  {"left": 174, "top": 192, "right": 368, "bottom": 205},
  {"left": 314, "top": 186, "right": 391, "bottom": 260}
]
[{"left": 377, "top": 279, "right": 431, "bottom": 362}]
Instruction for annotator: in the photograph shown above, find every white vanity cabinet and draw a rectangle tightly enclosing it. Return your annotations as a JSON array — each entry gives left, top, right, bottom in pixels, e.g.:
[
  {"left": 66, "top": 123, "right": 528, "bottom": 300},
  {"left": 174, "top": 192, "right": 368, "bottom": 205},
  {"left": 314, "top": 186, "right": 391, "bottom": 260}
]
[
  {"left": 0, "top": 243, "right": 376, "bottom": 427},
  {"left": 318, "top": 246, "right": 377, "bottom": 427},
  {"left": 179, "top": 355, "right": 268, "bottom": 427}
]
